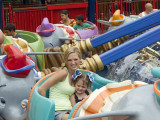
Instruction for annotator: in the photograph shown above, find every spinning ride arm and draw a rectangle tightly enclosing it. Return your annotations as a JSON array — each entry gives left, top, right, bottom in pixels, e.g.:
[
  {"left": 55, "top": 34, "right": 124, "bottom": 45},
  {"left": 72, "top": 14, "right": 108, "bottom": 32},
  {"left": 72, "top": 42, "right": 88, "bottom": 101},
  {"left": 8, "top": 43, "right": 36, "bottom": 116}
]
[{"left": 81, "top": 25, "right": 160, "bottom": 72}]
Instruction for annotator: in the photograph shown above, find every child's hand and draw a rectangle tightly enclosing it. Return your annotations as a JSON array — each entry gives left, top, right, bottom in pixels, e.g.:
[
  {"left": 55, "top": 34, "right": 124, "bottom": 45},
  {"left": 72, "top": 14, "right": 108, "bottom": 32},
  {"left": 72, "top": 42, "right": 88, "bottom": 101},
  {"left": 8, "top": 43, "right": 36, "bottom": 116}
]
[{"left": 84, "top": 28, "right": 89, "bottom": 30}]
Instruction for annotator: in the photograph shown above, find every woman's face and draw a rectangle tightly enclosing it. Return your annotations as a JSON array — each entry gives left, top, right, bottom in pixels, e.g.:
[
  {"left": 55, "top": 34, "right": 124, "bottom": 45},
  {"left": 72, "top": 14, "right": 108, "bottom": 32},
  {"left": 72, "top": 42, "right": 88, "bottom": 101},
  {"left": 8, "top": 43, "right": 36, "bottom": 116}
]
[
  {"left": 66, "top": 52, "right": 81, "bottom": 71},
  {"left": 61, "top": 14, "right": 68, "bottom": 21}
]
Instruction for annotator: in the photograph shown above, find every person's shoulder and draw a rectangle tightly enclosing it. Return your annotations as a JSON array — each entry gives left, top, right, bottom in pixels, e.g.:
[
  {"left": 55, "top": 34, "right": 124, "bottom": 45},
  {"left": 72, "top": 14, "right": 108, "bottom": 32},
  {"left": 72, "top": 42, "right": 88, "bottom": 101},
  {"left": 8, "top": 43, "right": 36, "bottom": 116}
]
[
  {"left": 153, "top": 9, "right": 158, "bottom": 12},
  {"left": 73, "top": 24, "right": 78, "bottom": 29},
  {"left": 54, "top": 67, "right": 68, "bottom": 79},
  {"left": 57, "top": 68, "right": 68, "bottom": 75},
  {"left": 60, "top": 20, "right": 64, "bottom": 24},
  {"left": 15, "top": 33, "right": 23, "bottom": 38},
  {"left": 70, "top": 19, "right": 76, "bottom": 27},
  {"left": 70, "top": 19, "right": 76, "bottom": 23},
  {"left": 84, "top": 22, "right": 91, "bottom": 25},
  {"left": 84, "top": 22, "right": 92, "bottom": 26}
]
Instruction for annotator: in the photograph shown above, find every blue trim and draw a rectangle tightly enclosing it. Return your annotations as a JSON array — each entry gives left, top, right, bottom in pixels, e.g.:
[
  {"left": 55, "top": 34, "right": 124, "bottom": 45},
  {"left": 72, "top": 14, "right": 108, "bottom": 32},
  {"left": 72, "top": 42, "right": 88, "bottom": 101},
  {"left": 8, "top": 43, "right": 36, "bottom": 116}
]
[{"left": 1, "top": 55, "right": 35, "bottom": 74}]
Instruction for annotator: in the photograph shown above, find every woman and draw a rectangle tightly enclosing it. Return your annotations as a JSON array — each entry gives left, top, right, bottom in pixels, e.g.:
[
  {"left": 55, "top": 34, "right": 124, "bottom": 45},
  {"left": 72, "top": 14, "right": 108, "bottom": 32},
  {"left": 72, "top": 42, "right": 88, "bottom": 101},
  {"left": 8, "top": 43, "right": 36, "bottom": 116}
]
[
  {"left": 60, "top": 9, "right": 76, "bottom": 27},
  {"left": 38, "top": 47, "right": 82, "bottom": 120}
]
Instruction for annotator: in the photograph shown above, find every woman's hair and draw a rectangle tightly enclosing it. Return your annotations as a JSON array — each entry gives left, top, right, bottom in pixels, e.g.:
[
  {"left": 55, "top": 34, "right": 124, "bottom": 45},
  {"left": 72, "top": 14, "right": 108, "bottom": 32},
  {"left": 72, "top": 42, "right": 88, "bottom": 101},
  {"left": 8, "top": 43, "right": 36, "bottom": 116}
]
[
  {"left": 60, "top": 9, "right": 71, "bottom": 18},
  {"left": 64, "top": 47, "right": 82, "bottom": 61},
  {"left": 61, "top": 47, "right": 82, "bottom": 68},
  {"left": 74, "top": 73, "right": 92, "bottom": 89}
]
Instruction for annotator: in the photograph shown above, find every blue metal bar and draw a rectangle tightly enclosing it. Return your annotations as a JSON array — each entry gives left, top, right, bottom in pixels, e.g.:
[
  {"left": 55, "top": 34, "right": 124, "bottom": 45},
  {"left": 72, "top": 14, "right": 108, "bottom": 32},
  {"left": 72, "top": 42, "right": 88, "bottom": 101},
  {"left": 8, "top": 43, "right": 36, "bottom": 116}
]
[
  {"left": 0, "top": 0, "right": 2, "bottom": 30},
  {"left": 88, "top": 0, "right": 95, "bottom": 23},
  {"left": 91, "top": 10, "right": 160, "bottom": 48},
  {"left": 99, "top": 25, "right": 160, "bottom": 66}
]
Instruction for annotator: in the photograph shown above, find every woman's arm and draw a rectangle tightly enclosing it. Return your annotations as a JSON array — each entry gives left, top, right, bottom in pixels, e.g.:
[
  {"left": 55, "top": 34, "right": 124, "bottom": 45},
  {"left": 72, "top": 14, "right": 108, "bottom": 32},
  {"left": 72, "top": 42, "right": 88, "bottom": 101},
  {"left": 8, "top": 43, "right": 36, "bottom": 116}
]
[
  {"left": 70, "top": 94, "right": 76, "bottom": 107},
  {"left": 38, "top": 68, "right": 67, "bottom": 97}
]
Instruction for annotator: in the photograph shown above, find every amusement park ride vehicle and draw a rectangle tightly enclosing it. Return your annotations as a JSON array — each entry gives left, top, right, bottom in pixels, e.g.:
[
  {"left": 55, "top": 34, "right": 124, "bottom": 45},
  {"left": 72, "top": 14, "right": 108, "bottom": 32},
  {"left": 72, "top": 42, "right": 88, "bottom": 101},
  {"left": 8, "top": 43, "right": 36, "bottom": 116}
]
[{"left": 0, "top": 10, "right": 160, "bottom": 120}]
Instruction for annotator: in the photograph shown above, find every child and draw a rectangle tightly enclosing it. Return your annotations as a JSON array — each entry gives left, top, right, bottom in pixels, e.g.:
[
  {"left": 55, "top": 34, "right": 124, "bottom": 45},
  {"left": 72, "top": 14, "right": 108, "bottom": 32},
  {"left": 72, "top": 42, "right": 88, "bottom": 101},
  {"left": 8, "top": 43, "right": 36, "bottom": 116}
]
[
  {"left": 70, "top": 70, "right": 93, "bottom": 107},
  {"left": 4, "top": 23, "right": 22, "bottom": 38},
  {"left": 73, "top": 15, "right": 95, "bottom": 30}
]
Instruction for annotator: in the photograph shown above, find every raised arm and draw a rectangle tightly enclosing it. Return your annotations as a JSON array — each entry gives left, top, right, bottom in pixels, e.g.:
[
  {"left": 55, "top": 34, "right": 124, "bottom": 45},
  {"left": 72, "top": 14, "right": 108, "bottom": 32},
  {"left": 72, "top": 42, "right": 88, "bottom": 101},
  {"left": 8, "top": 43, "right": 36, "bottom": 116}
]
[{"left": 38, "top": 68, "right": 68, "bottom": 97}]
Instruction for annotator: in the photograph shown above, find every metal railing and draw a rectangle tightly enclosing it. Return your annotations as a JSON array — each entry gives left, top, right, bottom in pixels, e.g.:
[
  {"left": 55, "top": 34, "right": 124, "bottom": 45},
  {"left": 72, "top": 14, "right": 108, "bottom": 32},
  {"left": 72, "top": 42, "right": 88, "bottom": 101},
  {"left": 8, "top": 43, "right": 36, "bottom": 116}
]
[{"left": 96, "top": 0, "right": 160, "bottom": 33}]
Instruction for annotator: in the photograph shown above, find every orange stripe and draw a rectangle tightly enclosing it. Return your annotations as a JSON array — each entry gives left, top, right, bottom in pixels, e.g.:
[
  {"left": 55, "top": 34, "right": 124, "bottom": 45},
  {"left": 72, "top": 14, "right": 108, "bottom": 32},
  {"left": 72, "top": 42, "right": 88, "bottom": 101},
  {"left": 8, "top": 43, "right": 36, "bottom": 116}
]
[
  {"left": 84, "top": 85, "right": 134, "bottom": 116},
  {"left": 107, "top": 84, "right": 133, "bottom": 92},
  {"left": 100, "top": 89, "right": 112, "bottom": 100},
  {"left": 84, "top": 90, "right": 112, "bottom": 115},
  {"left": 154, "top": 80, "right": 160, "bottom": 96},
  {"left": 85, "top": 93, "right": 104, "bottom": 113},
  {"left": 26, "top": 72, "right": 55, "bottom": 120},
  {"left": 134, "top": 84, "right": 144, "bottom": 87}
]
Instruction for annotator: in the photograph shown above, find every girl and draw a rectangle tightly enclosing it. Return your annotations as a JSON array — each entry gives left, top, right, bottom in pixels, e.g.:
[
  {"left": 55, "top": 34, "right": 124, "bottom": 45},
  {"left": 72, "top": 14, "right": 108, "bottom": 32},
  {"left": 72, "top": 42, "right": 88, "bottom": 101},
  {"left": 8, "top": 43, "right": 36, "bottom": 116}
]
[
  {"left": 70, "top": 70, "right": 93, "bottom": 107},
  {"left": 60, "top": 9, "right": 76, "bottom": 27}
]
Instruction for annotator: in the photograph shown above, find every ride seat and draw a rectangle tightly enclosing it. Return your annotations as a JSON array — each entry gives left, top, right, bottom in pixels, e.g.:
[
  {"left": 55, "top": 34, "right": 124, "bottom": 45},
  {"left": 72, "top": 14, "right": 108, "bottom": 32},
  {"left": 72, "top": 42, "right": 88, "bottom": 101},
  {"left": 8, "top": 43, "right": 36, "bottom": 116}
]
[{"left": 27, "top": 70, "right": 115, "bottom": 120}]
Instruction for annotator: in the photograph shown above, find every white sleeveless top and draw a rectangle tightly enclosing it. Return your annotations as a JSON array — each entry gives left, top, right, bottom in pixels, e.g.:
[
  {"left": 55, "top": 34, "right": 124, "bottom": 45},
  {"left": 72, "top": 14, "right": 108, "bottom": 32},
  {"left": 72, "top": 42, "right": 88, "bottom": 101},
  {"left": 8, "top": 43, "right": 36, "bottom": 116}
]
[{"left": 142, "top": 12, "right": 146, "bottom": 17}]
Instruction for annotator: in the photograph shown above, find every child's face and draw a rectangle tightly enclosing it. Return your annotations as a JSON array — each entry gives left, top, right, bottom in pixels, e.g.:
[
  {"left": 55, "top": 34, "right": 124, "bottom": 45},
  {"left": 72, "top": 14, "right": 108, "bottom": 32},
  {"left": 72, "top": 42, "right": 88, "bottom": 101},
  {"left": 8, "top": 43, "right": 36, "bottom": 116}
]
[
  {"left": 76, "top": 19, "right": 82, "bottom": 25},
  {"left": 5, "top": 30, "right": 13, "bottom": 36},
  {"left": 75, "top": 80, "right": 87, "bottom": 95}
]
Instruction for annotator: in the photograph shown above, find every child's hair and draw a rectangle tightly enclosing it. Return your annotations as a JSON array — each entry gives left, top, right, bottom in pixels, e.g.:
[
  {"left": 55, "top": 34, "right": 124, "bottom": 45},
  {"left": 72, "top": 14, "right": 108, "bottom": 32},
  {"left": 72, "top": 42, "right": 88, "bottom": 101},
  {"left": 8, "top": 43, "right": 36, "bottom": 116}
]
[
  {"left": 74, "top": 73, "right": 92, "bottom": 90},
  {"left": 76, "top": 15, "right": 84, "bottom": 22},
  {"left": 4, "top": 23, "right": 16, "bottom": 32},
  {"left": 60, "top": 9, "right": 71, "bottom": 18}
]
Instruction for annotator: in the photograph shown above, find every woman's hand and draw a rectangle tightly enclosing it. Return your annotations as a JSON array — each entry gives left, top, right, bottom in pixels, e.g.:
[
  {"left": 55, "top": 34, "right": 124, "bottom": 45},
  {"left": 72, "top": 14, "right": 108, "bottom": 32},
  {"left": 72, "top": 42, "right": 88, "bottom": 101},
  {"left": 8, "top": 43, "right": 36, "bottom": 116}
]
[{"left": 38, "top": 87, "right": 46, "bottom": 97}]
